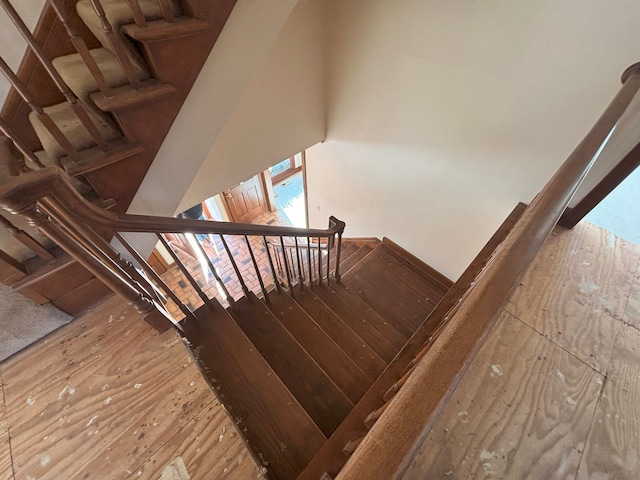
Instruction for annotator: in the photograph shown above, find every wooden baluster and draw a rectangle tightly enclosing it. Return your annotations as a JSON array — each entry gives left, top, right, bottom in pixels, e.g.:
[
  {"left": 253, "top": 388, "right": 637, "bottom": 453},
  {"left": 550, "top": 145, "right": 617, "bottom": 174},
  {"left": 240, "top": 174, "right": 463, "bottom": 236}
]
[
  {"left": 156, "top": 0, "right": 176, "bottom": 23},
  {"left": 288, "top": 247, "right": 296, "bottom": 281},
  {"left": 158, "top": 233, "right": 214, "bottom": 310},
  {"left": 334, "top": 231, "right": 343, "bottom": 282},
  {"left": 49, "top": 0, "right": 113, "bottom": 97},
  {"left": 244, "top": 235, "right": 268, "bottom": 302},
  {"left": 0, "top": 56, "right": 81, "bottom": 163},
  {"left": 115, "top": 233, "right": 197, "bottom": 321},
  {"left": 0, "top": 118, "right": 44, "bottom": 170},
  {"left": 325, "top": 237, "right": 330, "bottom": 284},
  {"left": 89, "top": 0, "right": 142, "bottom": 89},
  {"left": 39, "top": 198, "right": 168, "bottom": 311},
  {"left": 34, "top": 209, "right": 174, "bottom": 331},
  {"left": 219, "top": 234, "right": 249, "bottom": 296},
  {"left": 306, "top": 237, "right": 313, "bottom": 286},
  {"left": 191, "top": 235, "right": 234, "bottom": 305},
  {"left": 364, "top": 402, "right": 389, "bottom": 430},
  {"left": 0, "top": 214, "right": 54, "bottom": 261},
  {"left": 294, "top": 236, "right": 303, "bottom": 285},
  {"left": 279, "top": 236, "right": 293, "bottom": 292},
  {"left": 125, "top": 0, "right": 147, "bottom": 27},
  {"left": 0, "top": 0, "right": 108, "bottom": 150},
  {"left": 317, "top": 236, "right": 322, "bottom": 284},
  {"left": 263, "top": 236, "right": 281, "bottom": 294}
]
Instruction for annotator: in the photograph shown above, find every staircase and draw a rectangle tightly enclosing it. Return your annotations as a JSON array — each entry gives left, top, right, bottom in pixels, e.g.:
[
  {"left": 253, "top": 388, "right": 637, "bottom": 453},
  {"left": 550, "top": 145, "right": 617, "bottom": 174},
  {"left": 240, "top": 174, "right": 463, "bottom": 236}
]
[
  {"left": 0, "top": 0, "right": 236, "bottom": 313},
  {"left": 179, "top": 238, "right": 453, "bottom": 479}
]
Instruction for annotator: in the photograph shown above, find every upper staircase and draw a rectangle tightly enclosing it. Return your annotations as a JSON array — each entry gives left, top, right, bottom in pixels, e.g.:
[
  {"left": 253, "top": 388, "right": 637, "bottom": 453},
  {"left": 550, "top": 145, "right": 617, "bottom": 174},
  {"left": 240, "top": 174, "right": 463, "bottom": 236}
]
[{"left": 0, "top": 0, "right": 236, "bottom": 314}]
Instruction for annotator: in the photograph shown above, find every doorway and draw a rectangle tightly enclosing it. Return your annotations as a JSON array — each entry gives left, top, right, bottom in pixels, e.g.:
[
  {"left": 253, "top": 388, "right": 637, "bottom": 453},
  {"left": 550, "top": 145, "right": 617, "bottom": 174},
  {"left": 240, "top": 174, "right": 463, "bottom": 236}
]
[{"left": 222, "top": 174, "right": 269, "bottom": 223}]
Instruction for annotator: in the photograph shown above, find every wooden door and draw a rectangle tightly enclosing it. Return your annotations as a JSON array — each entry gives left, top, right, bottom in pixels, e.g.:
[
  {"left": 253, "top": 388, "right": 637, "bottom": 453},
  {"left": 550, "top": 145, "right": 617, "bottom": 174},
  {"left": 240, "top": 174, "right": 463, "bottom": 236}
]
[{"left": 223, "top": 175, "right": 268, "bottom": 223}]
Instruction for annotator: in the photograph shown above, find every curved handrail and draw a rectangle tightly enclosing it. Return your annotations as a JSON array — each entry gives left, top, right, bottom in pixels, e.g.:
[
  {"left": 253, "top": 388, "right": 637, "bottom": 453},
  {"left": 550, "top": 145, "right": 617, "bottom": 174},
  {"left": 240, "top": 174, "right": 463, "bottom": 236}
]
[
  {"left": 335, "top": 63, "right": 640, "bottom": 479},
  {"left": 0, "top": 165, "right": 345, "bottom": 237}
]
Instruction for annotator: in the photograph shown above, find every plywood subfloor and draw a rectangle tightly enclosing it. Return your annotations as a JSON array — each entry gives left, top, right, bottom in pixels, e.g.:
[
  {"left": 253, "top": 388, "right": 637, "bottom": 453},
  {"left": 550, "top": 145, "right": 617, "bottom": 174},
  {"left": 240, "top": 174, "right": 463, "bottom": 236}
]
[
  {"left": 0, "top": 296, "right": 263, "bottom": 480},
  {"left": 402, "top": 221, "right": 640, "bottom": 479}
]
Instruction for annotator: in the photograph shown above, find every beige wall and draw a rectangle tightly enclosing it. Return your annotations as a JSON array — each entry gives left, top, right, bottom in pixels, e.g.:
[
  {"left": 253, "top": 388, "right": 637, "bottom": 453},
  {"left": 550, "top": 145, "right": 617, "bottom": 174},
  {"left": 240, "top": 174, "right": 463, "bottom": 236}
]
[
  {"left": 176, "top": 0, "right": 326, "bottom": 213},
  {"left": 306, "top": 0, "right": 640, "bottom": 280}
]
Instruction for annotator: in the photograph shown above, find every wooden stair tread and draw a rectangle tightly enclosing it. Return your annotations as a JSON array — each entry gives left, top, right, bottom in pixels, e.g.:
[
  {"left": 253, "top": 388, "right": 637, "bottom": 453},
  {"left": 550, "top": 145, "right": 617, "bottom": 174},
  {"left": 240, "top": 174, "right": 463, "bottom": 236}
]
[
  {"left": 342, "top": 244, "right": 450, "bottom": 337},
  {"left": 52, "top": 47, "right": 149, "bottom": 104},
  {"left": 28, "top": 102, "right": 122, "bottom": 161},
  {"left": 122, "top": 17, "right": 209, "bottom": 42},
  {"left": 60, "top": 138, "right": 145, "bottom": 176},
  {"left": 229, "top": 294, "right": 353, "bottom": 437},
  {"left": 182, "top": 302, "right": 325, "bottom": 479},
  {"left": 91, "top": 80, "right": 176, "bottom": 111},
  {"left": 382, "top": 237, "right": 453, "bottom": 289},
  {"left": 339, "top": 244, "right": 376, "bottom": 277},
  {"left": 291, "top": 285, "right": 386, "bottom": 380},
  {"left": 264, "top": 290, "right": 372, "bottom": 404},
  {"left": 312, "top": 283, "right": 406, "bottom": 362}
]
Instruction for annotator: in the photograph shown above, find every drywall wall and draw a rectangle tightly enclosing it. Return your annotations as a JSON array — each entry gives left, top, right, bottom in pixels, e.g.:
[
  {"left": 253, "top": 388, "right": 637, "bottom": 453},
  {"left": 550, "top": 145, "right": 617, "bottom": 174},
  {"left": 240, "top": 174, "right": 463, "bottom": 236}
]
[
  {"left": 0, "top": 0, "right": 46, "bottom": 105},
  {"left": 176, "top": 0, "right": 326, "bottom": 213},
  {"left": 306, "top": 0, "right": 640, "bottom": 280}
]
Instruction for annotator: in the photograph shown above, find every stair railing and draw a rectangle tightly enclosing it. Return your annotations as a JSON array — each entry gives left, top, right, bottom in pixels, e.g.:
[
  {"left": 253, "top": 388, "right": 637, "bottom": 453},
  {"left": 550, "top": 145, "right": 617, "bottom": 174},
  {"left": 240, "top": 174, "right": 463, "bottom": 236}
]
[
  {"left": 0, "top": 0, "right": 109, "bottom": 152},
  {"left": 0, "top": 161, "right": 346, "bottom": 332},
  {"left": 334, "top": 62, "right": 640, "bottom": 480}
]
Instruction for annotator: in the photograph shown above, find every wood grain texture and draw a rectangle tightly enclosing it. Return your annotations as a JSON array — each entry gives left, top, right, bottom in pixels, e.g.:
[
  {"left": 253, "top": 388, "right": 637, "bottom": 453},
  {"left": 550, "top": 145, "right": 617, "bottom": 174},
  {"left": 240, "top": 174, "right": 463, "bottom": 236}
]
[
  {"left": 401, "top": 311, "right": 603, "bottom": 480},
  {"left": 343, "top": 245, "right": 448, "bottom": 337},
  {"left": 0, "top": 374, "right": 13, "bottom": 480},
  {"left": 576, "top": 323, "right": 640, "bottom": 479},
  {"left": 0, "top": 296, "right": 258, "bottom": 480},
  {"left": 623, "top": 266, "right": 640, "bottom": 329},
  {"left": 133, "top": 401, "right": 263, "bottom": 480},
  {"left": 507, "top": 222, "right": 640, "bottom": 373}
]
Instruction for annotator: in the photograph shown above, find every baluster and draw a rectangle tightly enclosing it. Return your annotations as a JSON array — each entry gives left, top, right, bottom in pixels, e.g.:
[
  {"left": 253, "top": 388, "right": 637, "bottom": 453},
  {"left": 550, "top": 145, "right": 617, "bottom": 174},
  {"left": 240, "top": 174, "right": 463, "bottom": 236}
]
[
  {"left": 49, "top": 0, "right": 113, "bottom": 98},
  {"left": 89, "top": 0, "right": 142, "bottom": 89},
  {"left": 219, "top": 234, "right": 249, "bottom": 296},
  {"left": 40, "top": 199, "right": 166, "bottom": 309},
  {"left": 334, "top": 231, "right": 343, "bottom": 282},
  {"left": 294, "top": 236, "right": 303, "bottom": 285},
  {"left": 317, "top": 236, "right": 322, "bottom": 284},
  {"left": 115, "top": 233, "right": 197, "bottom": 321},
  {"left": 288, "top": 247, "right": 296, "bottom": 280},
  {"left": 0, "top": 215, "right": 54, "bottom": 260},
  {"left": 0, "top": 0, "right": 108, "bottom": 150},
  {"left": 325, "top": 236, "right": 330, "bottom": 284},
  {"left": 158, "top": 233, "right": 215, "bottom": 310},
  {"left": 244, "top": 235, "right": 268, "bottom": 301},
  {"left": 263, "top": 236, "right": 281, "bottom": 294},
  {"left": 125, "top": 0, "right": 147, "bottom": 26},
  {"left": 279, "top": 236, "right": 293, "bottom": 291},
  {"left": 191, "top": 235, "right": 234, "bottom": 305},
  {"left": 32, "top": 207, "right": 173, "bottom": 331},
  {"left": 306, "top": 236, "right": 313, "bottom": 286},
  {"left": 157, "top": 0, "right": 176, "bottom": 23},
  {"left": 0, "top": 118, "right": 44, "bottom": 170},
  {"left": 0, "top": 56, "right": 81, "bottom": 163}
]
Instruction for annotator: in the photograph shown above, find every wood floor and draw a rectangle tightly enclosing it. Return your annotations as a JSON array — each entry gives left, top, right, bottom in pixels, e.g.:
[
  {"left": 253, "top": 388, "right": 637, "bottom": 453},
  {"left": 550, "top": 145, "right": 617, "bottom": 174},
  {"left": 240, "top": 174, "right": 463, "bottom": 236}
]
[
  {"left": 401, "top": 221, "right": 640, "bottom": 479},
  {"left": 0, "top": 296, "right": 262, "bottom": 480}
]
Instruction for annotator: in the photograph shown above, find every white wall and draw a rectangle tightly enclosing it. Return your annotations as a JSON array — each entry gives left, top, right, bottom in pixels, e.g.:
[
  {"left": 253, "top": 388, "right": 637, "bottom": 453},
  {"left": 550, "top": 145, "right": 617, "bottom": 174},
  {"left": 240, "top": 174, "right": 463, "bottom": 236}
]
[
  {"left": 127, "top": 0, "right": 299, "bottom": 219},
  {"left": 306, "top": 0, "right": 640, "bottom": 280},
  {"left": 176, "top": 0, "right": 326, "bottom": 212},
  {"left": 0, "top": 0, "right": 46, "bottom": 105}
]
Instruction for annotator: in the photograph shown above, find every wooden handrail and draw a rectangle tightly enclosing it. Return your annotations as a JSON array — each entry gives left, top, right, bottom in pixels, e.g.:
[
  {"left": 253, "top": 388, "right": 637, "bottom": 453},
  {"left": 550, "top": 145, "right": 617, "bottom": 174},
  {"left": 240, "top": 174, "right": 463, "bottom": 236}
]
[
  {"left": 0, "top": 165, "right": 346, "bottom": 239},
  {"left": 336, "top": 63, "right": 640, "bottom": 480}
]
